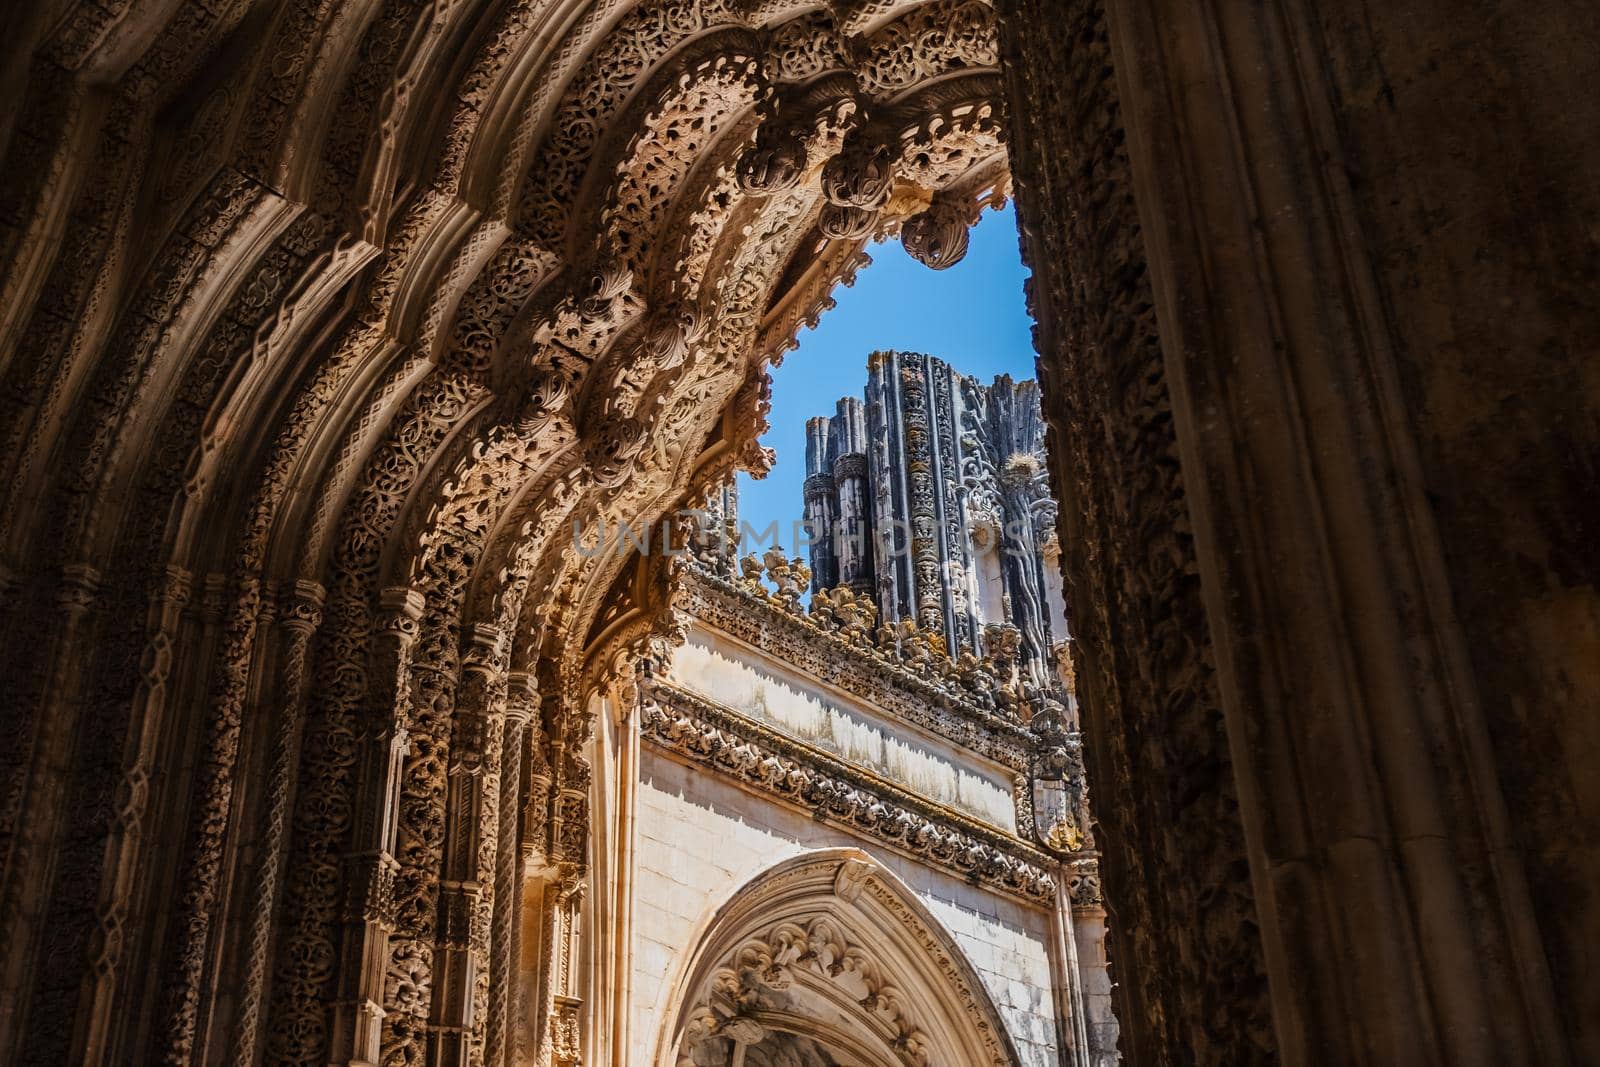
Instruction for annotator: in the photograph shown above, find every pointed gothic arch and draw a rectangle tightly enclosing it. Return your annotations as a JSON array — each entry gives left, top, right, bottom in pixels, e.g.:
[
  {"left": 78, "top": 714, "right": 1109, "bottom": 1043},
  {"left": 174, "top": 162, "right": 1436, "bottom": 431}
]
[{"left": 657, "top": 849, "right": 1020, "bottom": 1067}]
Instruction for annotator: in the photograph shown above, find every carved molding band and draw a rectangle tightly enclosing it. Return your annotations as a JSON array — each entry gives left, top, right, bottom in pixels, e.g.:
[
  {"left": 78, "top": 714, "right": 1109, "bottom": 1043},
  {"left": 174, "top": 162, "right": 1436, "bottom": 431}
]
[{"left": 639, "top": 679, "right": 1057, "bottom": 903}]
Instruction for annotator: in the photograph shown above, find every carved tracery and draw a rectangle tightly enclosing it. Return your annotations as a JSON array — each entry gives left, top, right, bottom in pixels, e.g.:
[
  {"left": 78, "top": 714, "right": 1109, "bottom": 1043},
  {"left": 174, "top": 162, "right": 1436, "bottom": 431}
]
[{"left": 664, "top": 853, "right": 1017, "bottom": 1067}]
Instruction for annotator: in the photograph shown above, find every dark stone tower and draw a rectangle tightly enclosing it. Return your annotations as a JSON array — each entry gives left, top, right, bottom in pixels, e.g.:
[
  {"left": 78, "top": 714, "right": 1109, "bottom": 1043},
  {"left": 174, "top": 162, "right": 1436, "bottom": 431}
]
[{"left": 804, "top": 351, "right": 1065, "bottom": 692}]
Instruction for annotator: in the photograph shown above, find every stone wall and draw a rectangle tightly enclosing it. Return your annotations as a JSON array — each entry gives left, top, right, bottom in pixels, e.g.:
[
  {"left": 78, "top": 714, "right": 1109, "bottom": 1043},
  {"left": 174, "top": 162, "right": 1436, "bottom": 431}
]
[
  {"left": 631, "top": 749, "right": 1063, "bottom": 1066},
  {"left": 672, "top": 627, "right": 1022, "bottom": 832},
  {"left": 1004, "top": 0, "right": 1600, "bottom": 1062},
  {"left": 1311, "top": 10, "right": 1600, "bottom": 1056}
]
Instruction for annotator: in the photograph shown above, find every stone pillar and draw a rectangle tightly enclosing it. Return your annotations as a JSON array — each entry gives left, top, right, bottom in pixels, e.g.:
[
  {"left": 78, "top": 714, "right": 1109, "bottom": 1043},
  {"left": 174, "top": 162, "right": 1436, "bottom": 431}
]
[
  {"left": 586, "top": 662, "right": 645, "bottom": 1067},
  {"left": 70, "top": 566, "right": 189, "bottom": 1065},
  {"left": 1004, "top": 0, "right": 1593, "bottom": 1061},
  {"left": 227, "top": 580, "right": 325, "bottom": 1067},
  {"left": 802, "top": 415, "right": 838, "bottom": 591},
  {"left": 0, "top": 563, "right": 101, "bottom": 1061},
  {"left": 327, "top": 586, "right": 422, "bottom": 1066},
  {"left": 525, "top": 685, "right": 591, "bottom": 1067},
  {"left": 998, "top": 2, "right": 1271, "bottom": 1061},
  {"left": 485, "top": 672, "right": 535, "bottom": 1067},
  {"left": 516, "top": 712, "right": 552, "bottom": 1063},
  {"left": 1071, "top": 904, "right": 1119, "bottom": 1067},
  {"left": 831, "top": 397, "right": 873, "bottom": 593},
  {"left": 831, "top": 452, "right": 871, "bottom": 591},
  {"left": 428, "top": 623, "right": 508, "bottom": 1066},
  {"left": 1106, "top": 1, "right": 1578, "bottom": 1062},
  {"left": 865, "top": 350, "right": 914, "bottom": 624}
]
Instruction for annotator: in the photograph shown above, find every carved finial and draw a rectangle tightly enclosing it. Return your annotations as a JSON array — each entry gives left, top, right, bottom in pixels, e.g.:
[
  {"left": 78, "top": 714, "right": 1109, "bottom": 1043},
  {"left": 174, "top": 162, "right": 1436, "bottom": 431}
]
[
  {"left": 901, "top": 194, "right": 974, "bottom": 270},
  {"left": 821, "top": 139, "right": 894, "bottom": 208},
  {"left": 739, "top": 553, "right": 767, "bottom": 590}
]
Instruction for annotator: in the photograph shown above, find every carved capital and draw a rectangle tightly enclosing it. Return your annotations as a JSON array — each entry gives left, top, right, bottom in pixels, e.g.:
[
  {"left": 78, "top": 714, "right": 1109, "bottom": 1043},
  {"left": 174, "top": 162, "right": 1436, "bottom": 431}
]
[
  {"left": 376, "top": 586, "right": 426, "bottom": 645},
  {"left": 343, "top": 851, "right": 400, "bottom": 927},
  {"left": 436, "top": 881, "right": 483, "bottom": 950},
  {"left": 278, "top": 580, "right": 326, "bottom": 635},
  {"left": 505, "top": 671, "right": 538, "bottom": 728},
  {"left": 154, "top": 565, "right": 193, "bottom": 611},
  {"left": 1066, "top": 857, "right": 1103, "bottom": 908},
  {"left": 832, "top": 451, "right": 869, "bottom": 482}
]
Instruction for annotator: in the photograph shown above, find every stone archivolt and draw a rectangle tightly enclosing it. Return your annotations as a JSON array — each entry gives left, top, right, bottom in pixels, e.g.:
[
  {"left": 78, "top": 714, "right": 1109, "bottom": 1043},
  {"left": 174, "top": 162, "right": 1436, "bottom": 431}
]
[{"left": 0, "top": 3, "right": 1018, "bottom": 1065}]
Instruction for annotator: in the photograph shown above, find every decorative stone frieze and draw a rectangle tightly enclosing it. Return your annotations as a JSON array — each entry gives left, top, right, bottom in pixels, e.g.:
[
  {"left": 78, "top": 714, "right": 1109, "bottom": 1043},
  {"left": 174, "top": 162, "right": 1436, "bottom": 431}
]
[{"left": 640, "top": 679, "right": 1057, "bottom": 903}]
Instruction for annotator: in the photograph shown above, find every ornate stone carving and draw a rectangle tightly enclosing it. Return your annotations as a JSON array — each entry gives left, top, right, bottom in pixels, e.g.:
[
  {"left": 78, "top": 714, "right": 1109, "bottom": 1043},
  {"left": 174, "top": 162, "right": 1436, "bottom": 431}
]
[
  {"left": 735, "top": 107, "right": 809, "bottom": 195},
  {"left": 0, "top": 4, "right": 1025, "bottom": 1064},
  {"left": 901, "top": 194, "right": 974, "bottom": 270},
  {"left": 817, "top": 202, "right": 880, "bottom": 241},
  {"left": 667, "top": 853, "right": 1017, "bottom": 1067},
  {"left": 821, "top": 139, "right": 895, "bottom": 209},
  {"left": 640, "top": 680, "right": 1055, "bottom": 903},
  {"left": 584, "top": 415, "right": 648, "bottom": 489}
]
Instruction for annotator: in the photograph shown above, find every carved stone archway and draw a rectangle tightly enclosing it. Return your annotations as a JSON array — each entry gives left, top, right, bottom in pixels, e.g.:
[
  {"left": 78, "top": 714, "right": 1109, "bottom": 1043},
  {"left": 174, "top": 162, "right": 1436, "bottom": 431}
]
[
  {"left": 0, "top": 5, "right": 1026, "bottom": 1065},
  {"left": 0, "top": 0, "right": 1593, "bottom": 1065},
  {"left": 658, "top": 849, "right": 1019, "bottom": 1067}
]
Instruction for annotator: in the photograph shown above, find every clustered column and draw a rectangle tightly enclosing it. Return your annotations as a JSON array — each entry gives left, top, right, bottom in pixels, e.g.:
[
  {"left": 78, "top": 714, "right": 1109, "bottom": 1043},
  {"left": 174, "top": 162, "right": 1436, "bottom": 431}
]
[
  {"left": 329, "top": 586, "right": 422, "bottom": 1064},
  {"left": 430, "top": 623, "right": 509, "bottom": 1065}
]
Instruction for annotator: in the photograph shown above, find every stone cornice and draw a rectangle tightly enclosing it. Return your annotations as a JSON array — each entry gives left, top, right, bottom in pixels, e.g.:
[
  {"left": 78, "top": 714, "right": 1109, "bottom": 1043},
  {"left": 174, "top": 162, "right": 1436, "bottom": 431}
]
[
  {"left": 640, "top": 679, "right": 1059, "bottom": 904},
  {"left": 679, "top": 564, "right": 1036, "bottom": 771}
]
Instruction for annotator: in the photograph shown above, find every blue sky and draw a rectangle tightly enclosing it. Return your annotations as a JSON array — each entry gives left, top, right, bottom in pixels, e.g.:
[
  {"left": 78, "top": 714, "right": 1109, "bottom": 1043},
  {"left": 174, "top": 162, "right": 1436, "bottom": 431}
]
[{"left": 736, "top": 203, "right": 1039, "bottom": 546}]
